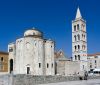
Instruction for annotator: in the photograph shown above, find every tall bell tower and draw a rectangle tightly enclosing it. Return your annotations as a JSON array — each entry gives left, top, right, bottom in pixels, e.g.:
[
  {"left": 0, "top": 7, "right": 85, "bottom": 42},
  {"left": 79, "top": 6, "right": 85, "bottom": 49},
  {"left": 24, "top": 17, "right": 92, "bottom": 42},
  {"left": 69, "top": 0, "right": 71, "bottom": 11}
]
[{"left": 72, "top": 7, "right": 88, "bottom": 71}]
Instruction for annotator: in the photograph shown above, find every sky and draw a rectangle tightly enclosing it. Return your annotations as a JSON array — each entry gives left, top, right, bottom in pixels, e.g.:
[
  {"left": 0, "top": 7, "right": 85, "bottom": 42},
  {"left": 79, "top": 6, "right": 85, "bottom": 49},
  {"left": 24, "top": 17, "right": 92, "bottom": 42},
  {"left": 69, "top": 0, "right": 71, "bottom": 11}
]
[{"left": 0, "top": 0, "right": 100, "bottom": 57}]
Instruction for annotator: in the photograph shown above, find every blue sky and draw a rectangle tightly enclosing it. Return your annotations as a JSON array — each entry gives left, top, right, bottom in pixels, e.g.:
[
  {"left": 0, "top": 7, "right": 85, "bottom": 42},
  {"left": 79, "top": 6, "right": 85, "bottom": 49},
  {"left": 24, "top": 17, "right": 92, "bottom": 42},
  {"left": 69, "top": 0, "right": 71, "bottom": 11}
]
[{"left": 0, "top": 0, "right": 100, "bottom": 57}]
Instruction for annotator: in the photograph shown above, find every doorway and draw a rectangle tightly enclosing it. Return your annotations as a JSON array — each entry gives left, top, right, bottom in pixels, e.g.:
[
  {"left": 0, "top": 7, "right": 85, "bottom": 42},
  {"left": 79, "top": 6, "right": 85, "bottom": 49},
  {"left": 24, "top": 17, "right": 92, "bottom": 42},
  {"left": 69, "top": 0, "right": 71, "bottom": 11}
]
[
  {"left": 55, "top": 62, "right": 57, "bottom": 75},
  {"left": 27, "top": 67, "right": 30, "bottom": 74},
  {"left": 10, "top": 59, "right": 13, "bottom": 73}
]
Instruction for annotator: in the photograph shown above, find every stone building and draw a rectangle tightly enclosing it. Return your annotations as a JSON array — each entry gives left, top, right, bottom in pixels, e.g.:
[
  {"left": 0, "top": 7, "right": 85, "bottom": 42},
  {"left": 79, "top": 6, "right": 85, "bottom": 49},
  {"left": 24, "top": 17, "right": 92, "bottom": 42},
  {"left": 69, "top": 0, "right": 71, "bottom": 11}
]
[
  {"left": 8, "top": 28, "right": 55, "bottom": 75},
  {"left": 55, "top": 50, "right": 80, "bottom": 76},
  {"left": 88, "top": 53, "right": 100, "bottom": 72},
  {"left": 8, "top": 43, "right": 15, "bottom": 74},
  {"left": 72, "top": 7, "right": 88, "bottom": 71},
  {"left": 0, "top": 51, "right": 9, "bottom": 74},
  {"left": 55, "top": 50, "right": 69, "bottom": 75}
]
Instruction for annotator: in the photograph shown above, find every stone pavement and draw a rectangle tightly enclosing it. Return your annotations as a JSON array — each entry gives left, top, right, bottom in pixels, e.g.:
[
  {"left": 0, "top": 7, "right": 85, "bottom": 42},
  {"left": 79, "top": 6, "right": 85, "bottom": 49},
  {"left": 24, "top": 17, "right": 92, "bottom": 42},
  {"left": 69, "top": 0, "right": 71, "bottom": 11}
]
[
  {"left": 39, "top": 79, "right": 100, "bottom": 85},
  {"left": 0, "top": 75, "right": 9, "bottom": 85},
  {"left": 0, "top": 75, "right": 12, "bottom": 85}
]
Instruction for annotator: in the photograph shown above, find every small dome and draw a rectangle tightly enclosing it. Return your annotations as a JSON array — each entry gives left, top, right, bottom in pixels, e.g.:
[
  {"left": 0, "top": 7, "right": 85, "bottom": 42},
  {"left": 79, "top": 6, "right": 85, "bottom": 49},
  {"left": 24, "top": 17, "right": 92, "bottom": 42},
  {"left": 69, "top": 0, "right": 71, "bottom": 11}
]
[{"left": 24, "top": 28, "right": 43, "bottom": 38}]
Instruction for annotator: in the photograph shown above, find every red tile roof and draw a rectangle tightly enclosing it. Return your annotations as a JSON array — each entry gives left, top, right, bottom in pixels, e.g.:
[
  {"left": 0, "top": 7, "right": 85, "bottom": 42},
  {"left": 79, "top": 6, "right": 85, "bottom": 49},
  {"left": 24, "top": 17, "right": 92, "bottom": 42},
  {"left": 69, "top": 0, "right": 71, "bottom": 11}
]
[
  {"left": 0, "top": 51, "right": 8, "bottom": 55},
  {"left": 88, "top": 53, "right": 100, "bottom": 56}
]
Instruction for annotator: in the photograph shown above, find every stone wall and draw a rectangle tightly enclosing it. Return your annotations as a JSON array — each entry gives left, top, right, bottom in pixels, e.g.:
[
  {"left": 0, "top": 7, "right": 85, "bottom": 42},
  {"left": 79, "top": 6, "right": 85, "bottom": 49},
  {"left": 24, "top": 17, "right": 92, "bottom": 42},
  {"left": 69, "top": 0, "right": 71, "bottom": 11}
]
[
  {"left": 56, "top": 60, "right": 66, "bottom": 75},
  {"left": 0, "top": 74, "right": 100, "bottom": 85},
  {"left": 12, "top": 75, "right": 79, "bottom": 85},
  {"left": 65, "top": 61, "right": 80, "bottom": 76}
]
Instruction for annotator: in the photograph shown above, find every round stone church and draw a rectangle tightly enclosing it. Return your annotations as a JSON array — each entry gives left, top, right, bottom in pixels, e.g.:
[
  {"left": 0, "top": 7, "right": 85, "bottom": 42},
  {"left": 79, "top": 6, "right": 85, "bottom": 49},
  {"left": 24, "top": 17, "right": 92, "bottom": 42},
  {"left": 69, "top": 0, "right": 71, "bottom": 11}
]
[{"left": 8, "top": 28, "right": 55, "bottom": 75}]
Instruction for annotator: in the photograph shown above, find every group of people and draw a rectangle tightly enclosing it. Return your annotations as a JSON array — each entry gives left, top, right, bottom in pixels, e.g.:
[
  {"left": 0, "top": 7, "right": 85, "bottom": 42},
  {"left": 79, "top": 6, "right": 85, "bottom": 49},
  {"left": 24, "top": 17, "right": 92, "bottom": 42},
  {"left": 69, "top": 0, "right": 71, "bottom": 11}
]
[{"left": 79, "top": 71, "right": 88, "bottom": 80}]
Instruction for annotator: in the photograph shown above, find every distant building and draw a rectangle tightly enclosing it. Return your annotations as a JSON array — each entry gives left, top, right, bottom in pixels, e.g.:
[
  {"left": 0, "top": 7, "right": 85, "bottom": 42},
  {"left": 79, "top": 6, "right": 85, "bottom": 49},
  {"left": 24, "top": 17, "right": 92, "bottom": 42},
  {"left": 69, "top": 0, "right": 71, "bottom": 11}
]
[
  {"left": 8, "top": 28, "right": 55, "bottom": 75},
  {"left": 88, "top": 53, "right": 100, "bottom": 72},
  {"left": 0, "top": 51, "right": 8, "bottom": 74}
]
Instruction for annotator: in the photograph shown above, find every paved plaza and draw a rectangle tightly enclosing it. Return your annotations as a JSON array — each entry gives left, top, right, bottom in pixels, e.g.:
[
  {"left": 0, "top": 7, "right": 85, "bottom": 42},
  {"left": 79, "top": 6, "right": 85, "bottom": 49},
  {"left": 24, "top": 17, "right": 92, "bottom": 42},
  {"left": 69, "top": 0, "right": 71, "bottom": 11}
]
[{"left": 40, "top": 79, "right": 100, "bottom": 85}]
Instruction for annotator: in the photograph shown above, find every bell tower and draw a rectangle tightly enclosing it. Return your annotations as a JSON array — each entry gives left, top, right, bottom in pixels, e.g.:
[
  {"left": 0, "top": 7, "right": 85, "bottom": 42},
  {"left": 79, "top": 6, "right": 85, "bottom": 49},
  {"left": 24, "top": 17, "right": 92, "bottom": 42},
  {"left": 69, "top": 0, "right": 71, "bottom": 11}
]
[{"left": 72, "top": 7, "right": 87, "bottom": 71}]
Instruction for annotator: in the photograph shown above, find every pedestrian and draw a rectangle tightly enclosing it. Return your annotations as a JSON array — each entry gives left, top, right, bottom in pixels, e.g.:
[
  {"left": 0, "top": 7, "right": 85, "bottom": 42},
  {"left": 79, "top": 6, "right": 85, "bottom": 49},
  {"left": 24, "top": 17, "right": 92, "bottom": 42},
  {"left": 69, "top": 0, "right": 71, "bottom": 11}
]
[{"left": 84, "top": 71, "right": 88, "bottom": 80}]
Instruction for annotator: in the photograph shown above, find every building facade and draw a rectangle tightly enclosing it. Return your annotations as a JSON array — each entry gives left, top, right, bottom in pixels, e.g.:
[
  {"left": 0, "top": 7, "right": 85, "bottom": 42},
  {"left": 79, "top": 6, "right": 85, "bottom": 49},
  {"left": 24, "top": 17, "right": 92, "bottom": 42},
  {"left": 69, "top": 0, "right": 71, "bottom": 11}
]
[
  {"left": 65, "top": 61, "right": 80, "bottom": 76},
  {"left": 72, "top": 7, "right": 88, "bottom": 71},
  {"left": 55, "top": 50, "right": 80, "bottom": 76},
  {"left": 88, "top": 53, "right": 100, "bottom": 72},
  {"left": 54, "top": 50, "right": 68, "bottom": 75},
  {"left": 0, "top": 52, "right": 9, "bottom": 74},
  {"left": 8, "top": 43, "right": 15, "bottom": 74},
  {"left": 8, "top": 28, "right": 55, "bottom": 75}
]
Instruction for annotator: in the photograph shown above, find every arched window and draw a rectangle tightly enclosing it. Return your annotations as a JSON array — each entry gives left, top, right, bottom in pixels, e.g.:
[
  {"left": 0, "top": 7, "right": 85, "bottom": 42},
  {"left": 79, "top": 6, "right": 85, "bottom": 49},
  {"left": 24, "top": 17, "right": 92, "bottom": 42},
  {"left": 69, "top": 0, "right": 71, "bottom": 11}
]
[
  {"left": 74, "top": 25, "right": 76, "bottom": 31},
  {"left": 1, "top": 57, "right": 3, "bottom": 62},
  {"left": 77, "top": 34, "right": 80, "bottom": 40},
  {"left": 75, "top": 55, "right": 77, "bottom": 60},
  {"left": 74, "top": 35, "right": 77, "bottom": 41},
  {"left": 84, "top": 35, "right": 85, "bottom": 39},
  {"left": 82, "top": 45, "right": 86, "bottom": 50},
  {"left": 78, "top": 45, "right": 80, "bottom": 50},
  {"left": 75, "top": 46, "right": 77, "bottom": 51},
  {"left": 77, "top": 24, "right": 79, "bottom": 30},
  {"left": 78, "top": 55, "right": 80, "bottom": 60},
  {"left": 47, "top": 63, "right": 49, "bottom": 68},
  {"left": 9, "top": 47, "right": 13, "bottom": 52},
  {"left": 81, "top": 24, "right": 84, "bottom": 30},
  {"left": 39, "top": 63, "right": 41, "bottom": 68}
]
